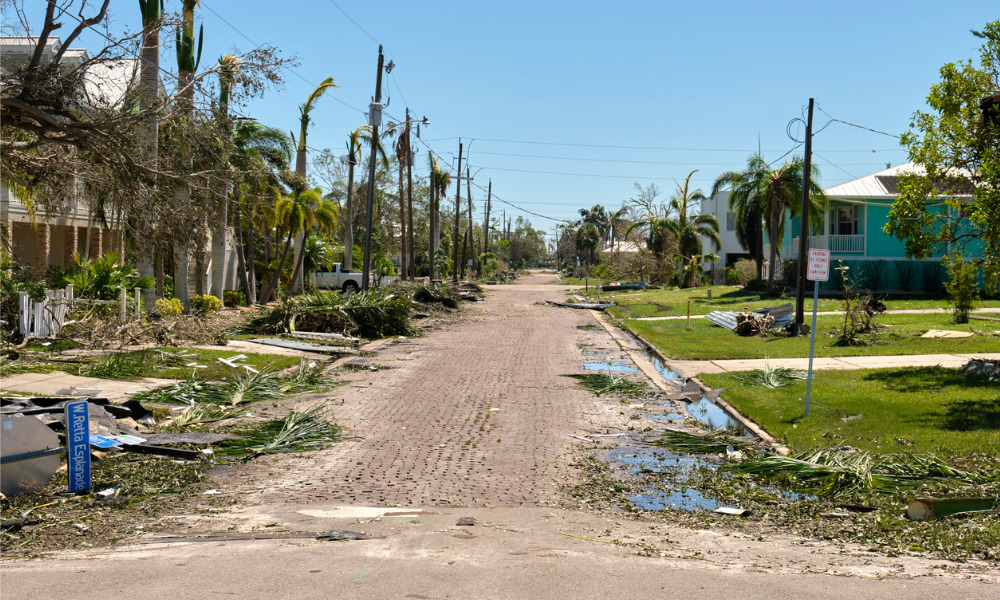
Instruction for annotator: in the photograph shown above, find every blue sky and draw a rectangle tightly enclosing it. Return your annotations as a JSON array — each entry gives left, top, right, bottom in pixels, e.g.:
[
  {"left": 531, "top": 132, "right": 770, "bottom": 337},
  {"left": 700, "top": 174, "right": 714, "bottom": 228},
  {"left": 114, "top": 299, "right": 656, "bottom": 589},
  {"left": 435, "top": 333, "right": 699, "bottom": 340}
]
[{"left": 67, "top": 1, "right": 1000, "bottom": 237}]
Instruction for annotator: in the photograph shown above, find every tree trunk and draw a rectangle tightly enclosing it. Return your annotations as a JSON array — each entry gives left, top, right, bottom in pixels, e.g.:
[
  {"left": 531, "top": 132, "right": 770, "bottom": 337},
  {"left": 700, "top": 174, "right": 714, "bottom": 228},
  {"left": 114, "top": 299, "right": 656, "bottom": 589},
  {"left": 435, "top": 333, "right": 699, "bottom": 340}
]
[
  {"left": 233, "top": 191, "right": 251, "bottom": 305},
  {"left": 136, "top": 16, "right": 159, "bottom": 310},
  {"left": 398, "top": 161, "right": 407, "bottom": 280},
  {"left": 259, "top": 230, "right": 295, "bottom": 304}
]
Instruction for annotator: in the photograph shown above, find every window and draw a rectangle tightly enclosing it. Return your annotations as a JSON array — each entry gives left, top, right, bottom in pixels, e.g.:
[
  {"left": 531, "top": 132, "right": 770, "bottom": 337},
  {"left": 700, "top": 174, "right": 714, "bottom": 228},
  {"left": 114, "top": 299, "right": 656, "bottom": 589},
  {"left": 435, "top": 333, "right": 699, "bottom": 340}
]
[
  {"left": 830, "top": 206, "right": 858, "bottom": 236},
  {"left": 726, "top": 211, "right": 735, "bottom": 231}
]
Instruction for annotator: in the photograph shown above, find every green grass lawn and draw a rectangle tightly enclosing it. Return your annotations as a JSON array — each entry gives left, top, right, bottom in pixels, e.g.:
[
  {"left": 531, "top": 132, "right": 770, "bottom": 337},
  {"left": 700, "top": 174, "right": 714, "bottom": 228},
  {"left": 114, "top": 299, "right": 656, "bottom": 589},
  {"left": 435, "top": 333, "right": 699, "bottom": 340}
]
[
  {"left": 571, "top": 285, "right": 1000, "bottom": 319},
  {"left": 625, "top": 312, "right": 1000, "bottom": 360},
  {"left": 77, "top": 347, "right": 303, "bottom": 381},
  {"left": 700, "top": 367, "right": 1000, "bottom": 458}
]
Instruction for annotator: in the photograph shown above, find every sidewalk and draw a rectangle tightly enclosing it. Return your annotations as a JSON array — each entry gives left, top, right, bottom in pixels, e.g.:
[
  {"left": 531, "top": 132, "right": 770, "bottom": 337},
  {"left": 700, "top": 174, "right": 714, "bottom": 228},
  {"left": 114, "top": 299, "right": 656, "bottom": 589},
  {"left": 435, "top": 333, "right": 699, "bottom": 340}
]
[
  {"left": 633, "top": 307, "right": 1000, "bottom": 321},
  {"left": 669, "top": 352, "right": 1000, "bottom": 377}
]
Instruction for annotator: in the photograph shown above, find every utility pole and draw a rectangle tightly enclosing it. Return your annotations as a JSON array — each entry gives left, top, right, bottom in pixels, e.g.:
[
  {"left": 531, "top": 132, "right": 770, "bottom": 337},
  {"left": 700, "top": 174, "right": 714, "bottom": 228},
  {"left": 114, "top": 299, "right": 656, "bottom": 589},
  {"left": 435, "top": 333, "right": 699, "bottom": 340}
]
[
  {"left": 794, "top": 98, "right": 814, "bottom": 333},
  {"left": 452, "top": 141, "right": 463, "bottom": 281},
  {"left": 466, "top": 166, "right": 473, "bottom": 277},
  {"left": 428, "top": 149, "right": 436, "bottom": 281},
  {"left": 484, "top": 179, "right": 492, "bottom": 255},
  {"left": 361, "top": 45, "right": 385, "bottom": 292},
  {"left": 405, "top": 108, "right": 415, "bottom": 279}
]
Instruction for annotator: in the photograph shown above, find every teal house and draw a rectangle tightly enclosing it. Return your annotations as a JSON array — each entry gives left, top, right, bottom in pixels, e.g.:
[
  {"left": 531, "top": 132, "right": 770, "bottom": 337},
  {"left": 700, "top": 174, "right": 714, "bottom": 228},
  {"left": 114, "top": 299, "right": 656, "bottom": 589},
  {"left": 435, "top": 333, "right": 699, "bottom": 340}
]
[{"left": 780, "top": 163, "right": 977, "bottom": 292}]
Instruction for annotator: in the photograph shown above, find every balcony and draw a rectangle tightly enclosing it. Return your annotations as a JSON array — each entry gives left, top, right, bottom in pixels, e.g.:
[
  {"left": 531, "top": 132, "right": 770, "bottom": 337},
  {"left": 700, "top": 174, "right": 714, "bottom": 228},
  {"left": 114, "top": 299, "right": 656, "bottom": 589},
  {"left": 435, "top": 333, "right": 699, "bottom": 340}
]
[{"left": 790, "top": 234, "right": 865, "bottom": 256}]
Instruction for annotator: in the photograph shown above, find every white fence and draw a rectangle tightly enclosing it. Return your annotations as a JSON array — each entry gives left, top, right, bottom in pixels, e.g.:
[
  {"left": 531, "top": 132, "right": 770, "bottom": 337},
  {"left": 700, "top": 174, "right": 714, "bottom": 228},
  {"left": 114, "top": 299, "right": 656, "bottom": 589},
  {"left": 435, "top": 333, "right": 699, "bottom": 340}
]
[{"left": 17, "top": 285, "right": 142, "bottom": 338}]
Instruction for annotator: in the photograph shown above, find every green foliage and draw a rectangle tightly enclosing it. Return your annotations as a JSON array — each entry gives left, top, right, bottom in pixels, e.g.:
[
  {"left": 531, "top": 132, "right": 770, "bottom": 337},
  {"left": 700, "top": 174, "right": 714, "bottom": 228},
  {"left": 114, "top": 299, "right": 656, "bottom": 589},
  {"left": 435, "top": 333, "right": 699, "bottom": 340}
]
[
  {"left": 0, "top": 252, "right": 46, "bottom": 334},
  {"left": 215, "top": 405, "right": 338, "bottom": 456},
  {"left": 50, "top": 253, "right": 153, "bottom": 300},
  {"left": 943, "top": 253, "right": 978, "bottom": 323},
  {"left": 725, "top": 449, "right": 983, "bottom": 497},
  {"left": 834, "top": 261, "right": 886, "bottom": 346},
  {"left": 652, "top": 430, "right": 752, "bottom": 454},
  {"left": 223, "top": 290, "right": 245, "bottom": 307},
  {"left": 413, "top": 283, "right": 461, "bottom": 308},
  {"left": 885, "top": 21, "right": 1000, "bottom": 292},
  {"left": 80, "top": 349, "right": 182, "bottom": 380},
  {"left": 236, "top": 288, "right": 415, "bottom": 339},
  {"left": 190, "top": 294, "right": 222, "bottom": 313},
  {"left": 733, "top": 259, "right": 757, "bottom": 286},
  {"left": 478, "top": 252, "right": 500, "bottom": 278},
  {"left": 734, "top": 361, "right": 807, "bottom": 388},
  {"left": 156, "top": 297, "right": 184, "bottom": 316},
  {"left": 565, "top": 373, "right": 645, "bottom": 396}
]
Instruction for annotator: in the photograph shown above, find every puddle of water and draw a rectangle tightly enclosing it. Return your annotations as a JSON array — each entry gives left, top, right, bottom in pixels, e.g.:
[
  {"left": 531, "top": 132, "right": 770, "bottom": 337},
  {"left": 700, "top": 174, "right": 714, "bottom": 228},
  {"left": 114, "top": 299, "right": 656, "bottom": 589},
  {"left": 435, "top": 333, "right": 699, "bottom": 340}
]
[
  {"left": 581, "top": 360, "right": 638, "bottom": 373},
  {"left": 582, "top": 350, "right": 609, "bottom": 356},
  {"left": 687, "top": 395, "right": 751, "bottom": 436},
  {"left": 574, "top": 324, "right": 600, "bottom": 331},
  {"left": 645, "top": 412, "right": 685, "bottom": 421},
  {"left": 608, "top": 447, "right": 720, "bottom": 511}
]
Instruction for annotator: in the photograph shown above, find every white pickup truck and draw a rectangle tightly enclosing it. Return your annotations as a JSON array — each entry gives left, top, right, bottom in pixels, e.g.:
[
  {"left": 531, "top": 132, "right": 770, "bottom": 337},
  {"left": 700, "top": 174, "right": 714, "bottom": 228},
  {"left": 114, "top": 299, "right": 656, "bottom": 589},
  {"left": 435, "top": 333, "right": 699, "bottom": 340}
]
[{"left": 314, "top": 263, "right": 369, "bottom": 292}]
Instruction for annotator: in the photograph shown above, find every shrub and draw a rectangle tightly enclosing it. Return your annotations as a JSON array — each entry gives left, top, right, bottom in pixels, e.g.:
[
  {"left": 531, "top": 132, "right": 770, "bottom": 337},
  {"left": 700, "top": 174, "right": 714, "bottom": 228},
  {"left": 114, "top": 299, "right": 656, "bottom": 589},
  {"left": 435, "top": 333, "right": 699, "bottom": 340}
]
[
  {"left": 743, "top": 277, "right": 768, "bottom": 292},
  {"left": 223, "top": 290, "right": 245, "bottom": 307},
  {"left": 156, "top": 298, "right": 184, "bottom": 316},
  {"left": 943, "top": 254, "right": 978, "bottom": 323},
  {"left": 190, "top": 294, "right": 222, "bottom": 314},
  {"left": 781, "top": 258, "right": 799, "bottom": 286},
  {"left": 725, "top": 267, "right": 739, "bottom": 285},
  {"left": 734, "top": 259, "right": 756, "bottom": 286}
]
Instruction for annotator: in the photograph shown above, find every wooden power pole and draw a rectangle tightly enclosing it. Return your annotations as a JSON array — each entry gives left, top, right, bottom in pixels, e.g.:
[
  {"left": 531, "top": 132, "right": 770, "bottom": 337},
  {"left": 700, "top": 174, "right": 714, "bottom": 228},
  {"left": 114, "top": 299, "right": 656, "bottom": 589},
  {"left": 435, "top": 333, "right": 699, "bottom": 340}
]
[
  {"left": 794, "top": 98, "right": 814, "bottom": 332},
  {"left": 361, "top": 46, "right": 385, "bottom": 292}
]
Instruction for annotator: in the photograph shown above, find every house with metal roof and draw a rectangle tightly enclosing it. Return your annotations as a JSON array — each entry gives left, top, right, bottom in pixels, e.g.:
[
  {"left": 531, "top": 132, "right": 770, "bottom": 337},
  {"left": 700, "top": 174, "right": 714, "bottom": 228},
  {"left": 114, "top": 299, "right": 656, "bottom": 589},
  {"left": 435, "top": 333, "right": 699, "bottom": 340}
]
[{"left": 780, "top": 162, "right": 977, "bottom": 292}]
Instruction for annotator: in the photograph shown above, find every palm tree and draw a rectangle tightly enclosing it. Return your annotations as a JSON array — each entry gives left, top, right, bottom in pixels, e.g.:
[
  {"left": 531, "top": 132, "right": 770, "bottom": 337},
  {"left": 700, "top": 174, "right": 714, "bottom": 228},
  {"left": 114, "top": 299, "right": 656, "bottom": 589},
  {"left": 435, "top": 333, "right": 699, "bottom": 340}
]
[
  {"left": 229, "top": 120, "right": 292, "bottom": 304},
  {"left": 712, "top": 155, "right": 825, "bottom": 294},
  {"left": 666, "top": 171, "right": 721, "bottom": 284},
  {"left": 136, "top": 0, "right": 162, "bottom": 308},
  {"left": 210, "top": 53, "right": 241, "bottom": 299},
  {"left": 576, "top": 223, "right": 600, "bottom": 266},
  {"left": 290, "top": 77, "right": 337, "bottom": 292},
  {"left": 431, "top": 160, "right": 451, "bottom": 277},
  {"left": 258, "top": 180, "right": 334, "bottom": 304},
  {"left": 578, "top": 205, "right": 611, "bottom": 247},
  {"left": 172, "top": 0, "right": 204, "bottom": 309}
]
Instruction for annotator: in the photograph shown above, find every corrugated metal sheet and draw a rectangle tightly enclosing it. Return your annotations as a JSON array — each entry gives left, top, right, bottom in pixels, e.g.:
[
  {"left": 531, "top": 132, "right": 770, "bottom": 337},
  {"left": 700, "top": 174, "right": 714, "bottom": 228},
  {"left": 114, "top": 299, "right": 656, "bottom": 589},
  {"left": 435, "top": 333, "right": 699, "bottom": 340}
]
[{"left": 823, "top": 163, "right": 922, "bottom": 198}]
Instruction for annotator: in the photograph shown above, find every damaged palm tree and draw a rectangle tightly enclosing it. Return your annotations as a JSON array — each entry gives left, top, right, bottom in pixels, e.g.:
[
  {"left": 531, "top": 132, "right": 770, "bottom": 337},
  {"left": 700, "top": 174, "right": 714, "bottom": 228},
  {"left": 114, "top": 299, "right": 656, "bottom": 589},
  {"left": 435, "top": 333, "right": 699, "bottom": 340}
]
[
  {"left": 216, "top": 405, "right": 338, "bottom": 456},
  {"left": 237, "top": 289, "right": 415, "bottom": 339},
  {"left": 726, "top": 449, "right": 989, "bottom": 497},
  {"left": 734, "top": 312, "right": 775, "bottom": 337},
  {"left": 132, "top": 360, "right": 332, "bottom": 405},
  {"left": 566, "top": 373, "right": 645, "bottom": 396}
]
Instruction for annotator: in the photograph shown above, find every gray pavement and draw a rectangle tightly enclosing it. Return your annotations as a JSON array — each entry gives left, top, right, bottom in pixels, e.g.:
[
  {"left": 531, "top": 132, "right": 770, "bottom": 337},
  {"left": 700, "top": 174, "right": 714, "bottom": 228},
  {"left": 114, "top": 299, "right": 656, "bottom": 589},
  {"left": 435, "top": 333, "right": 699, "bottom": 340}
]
[{"left": 670, "top": 351, "right": 1000, "bottom": 377}]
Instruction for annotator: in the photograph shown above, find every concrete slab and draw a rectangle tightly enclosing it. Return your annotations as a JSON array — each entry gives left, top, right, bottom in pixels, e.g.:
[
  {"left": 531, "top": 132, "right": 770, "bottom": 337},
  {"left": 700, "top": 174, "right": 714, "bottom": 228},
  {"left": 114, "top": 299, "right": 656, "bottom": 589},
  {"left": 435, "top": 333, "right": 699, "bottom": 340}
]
[{"left": 0, "top": 373, "right": 174, "bottom": 402}]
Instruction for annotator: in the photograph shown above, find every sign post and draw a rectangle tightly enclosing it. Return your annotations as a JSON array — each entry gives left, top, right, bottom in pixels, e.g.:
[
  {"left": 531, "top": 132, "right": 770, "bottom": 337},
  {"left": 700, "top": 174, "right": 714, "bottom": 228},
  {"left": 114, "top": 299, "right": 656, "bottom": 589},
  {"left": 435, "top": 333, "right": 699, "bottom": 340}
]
[
  {"left": 65, "top": 401, "right": 91, "bottom": 493},
  {"left": 804, "top": 249, "right": 830, "bottom": 416}
]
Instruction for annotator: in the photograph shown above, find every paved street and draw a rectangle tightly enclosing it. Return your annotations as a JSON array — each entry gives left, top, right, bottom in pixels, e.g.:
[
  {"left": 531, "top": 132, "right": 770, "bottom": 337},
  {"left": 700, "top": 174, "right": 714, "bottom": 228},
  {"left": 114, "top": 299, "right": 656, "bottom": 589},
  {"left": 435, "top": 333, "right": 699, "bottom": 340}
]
[{"left": 3, "top": 272, "right": 997, "bottom": 599}]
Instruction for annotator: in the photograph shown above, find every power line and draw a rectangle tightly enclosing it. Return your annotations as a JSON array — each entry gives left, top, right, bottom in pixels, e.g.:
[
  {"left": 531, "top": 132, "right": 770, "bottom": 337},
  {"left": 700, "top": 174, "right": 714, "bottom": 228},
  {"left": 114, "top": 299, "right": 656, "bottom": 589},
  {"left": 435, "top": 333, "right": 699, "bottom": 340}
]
[
  {"left": 815, "top": 105, "right": 902, "bottom": 139},
  {"left": 324, "top": 0, "right": 380, "bottom": 45},
  {"left": 423, "top": 136, "right": 904, "bottom": 153}
]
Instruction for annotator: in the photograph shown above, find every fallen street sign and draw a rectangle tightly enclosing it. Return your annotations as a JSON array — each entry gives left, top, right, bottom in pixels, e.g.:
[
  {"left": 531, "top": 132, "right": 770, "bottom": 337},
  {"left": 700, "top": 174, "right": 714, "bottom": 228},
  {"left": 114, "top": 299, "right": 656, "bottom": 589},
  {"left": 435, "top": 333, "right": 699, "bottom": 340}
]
[
  {"left": 65, "top": 401, "right": 91, "bottom": 493},
  {"left": 807, "top": 248, "right": 831, "bottom": 282}
]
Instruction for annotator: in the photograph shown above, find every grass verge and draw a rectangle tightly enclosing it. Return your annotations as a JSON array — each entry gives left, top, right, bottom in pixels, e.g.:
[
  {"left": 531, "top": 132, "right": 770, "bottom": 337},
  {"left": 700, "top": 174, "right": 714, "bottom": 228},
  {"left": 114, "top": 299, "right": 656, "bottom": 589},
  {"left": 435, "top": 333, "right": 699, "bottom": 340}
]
[{"left": 625, "top": 313, "right": 1000, "bottom": 360}]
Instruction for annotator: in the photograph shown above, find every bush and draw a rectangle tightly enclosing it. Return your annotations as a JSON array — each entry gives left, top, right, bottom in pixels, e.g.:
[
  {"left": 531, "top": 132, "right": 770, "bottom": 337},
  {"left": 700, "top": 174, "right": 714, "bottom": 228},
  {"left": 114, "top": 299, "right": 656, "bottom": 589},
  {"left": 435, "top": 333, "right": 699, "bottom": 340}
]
[
  {"left": 223, "top": 290, "right": 245, "bottom": 307},
  {"left": 156, "top": 298, "right": 184, "bottom": 316},
  {"left": 734, "top": 259, "right": 757, "bottom": 286},
  {"left": 725, "top": 267, "right": 739, "bottom": 285},
  {"left": 743, "top": 277, "right": 768, "bottom": 292},
  {"left": 190, "top": 294, "right": 223, "bottom": 314},
  {"left": 781, "top": 258, "right": 799, "bottom": 286},
  {"left": 943, "top": 254, "right": 978, "bottom": 323}
]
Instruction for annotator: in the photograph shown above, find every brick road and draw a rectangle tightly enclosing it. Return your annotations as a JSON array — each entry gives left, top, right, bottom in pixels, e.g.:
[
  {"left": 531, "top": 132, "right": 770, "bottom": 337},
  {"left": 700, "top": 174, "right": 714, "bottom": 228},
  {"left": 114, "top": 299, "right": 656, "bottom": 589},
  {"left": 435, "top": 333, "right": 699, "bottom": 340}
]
[{"left": 236, "top": 272, "right": 621, "bottom": 509}]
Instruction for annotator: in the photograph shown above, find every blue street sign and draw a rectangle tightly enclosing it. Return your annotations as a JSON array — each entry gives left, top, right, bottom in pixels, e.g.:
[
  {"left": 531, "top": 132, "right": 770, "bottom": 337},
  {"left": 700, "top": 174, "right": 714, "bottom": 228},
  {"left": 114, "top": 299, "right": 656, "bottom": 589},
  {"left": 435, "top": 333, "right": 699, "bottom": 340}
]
[{"left": 65, "top": 401, "right": 91, "bottom": 493}]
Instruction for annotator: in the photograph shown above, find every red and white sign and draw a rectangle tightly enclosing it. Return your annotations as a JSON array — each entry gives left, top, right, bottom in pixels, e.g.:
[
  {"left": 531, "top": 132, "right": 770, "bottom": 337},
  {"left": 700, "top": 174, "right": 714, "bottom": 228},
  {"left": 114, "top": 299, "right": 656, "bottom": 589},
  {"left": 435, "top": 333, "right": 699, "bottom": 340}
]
[{"left": 806, "top": 248, "right": 831, "bottom": 282}]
